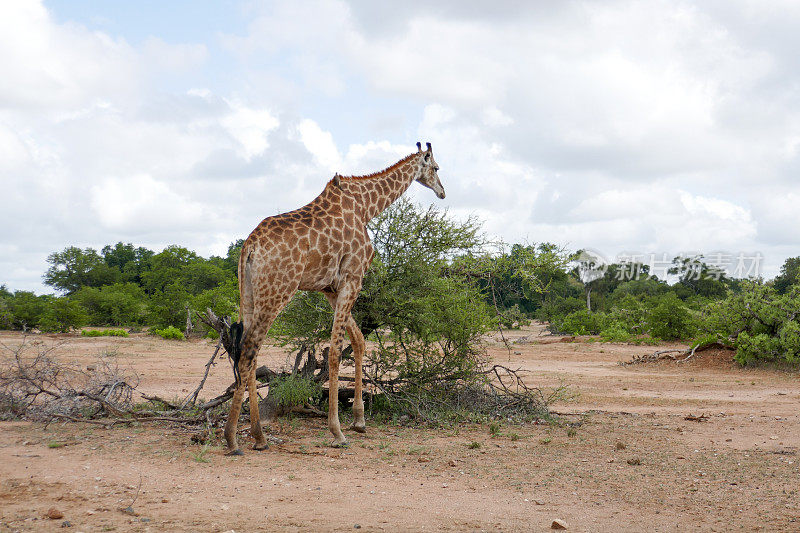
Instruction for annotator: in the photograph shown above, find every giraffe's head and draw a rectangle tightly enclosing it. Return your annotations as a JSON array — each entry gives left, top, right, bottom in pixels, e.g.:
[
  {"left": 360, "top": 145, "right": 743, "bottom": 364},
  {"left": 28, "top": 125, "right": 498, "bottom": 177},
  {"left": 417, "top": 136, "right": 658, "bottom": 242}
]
[{"left": 415, "top": 141, "right": 446, "bottom": 199}]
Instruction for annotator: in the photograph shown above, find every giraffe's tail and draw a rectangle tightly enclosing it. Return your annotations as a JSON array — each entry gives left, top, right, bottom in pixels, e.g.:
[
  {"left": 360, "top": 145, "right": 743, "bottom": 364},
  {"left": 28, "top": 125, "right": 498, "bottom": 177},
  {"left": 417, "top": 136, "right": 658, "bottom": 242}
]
[{"left": 229, "top": 320, "right": 244, "bottom": 386}]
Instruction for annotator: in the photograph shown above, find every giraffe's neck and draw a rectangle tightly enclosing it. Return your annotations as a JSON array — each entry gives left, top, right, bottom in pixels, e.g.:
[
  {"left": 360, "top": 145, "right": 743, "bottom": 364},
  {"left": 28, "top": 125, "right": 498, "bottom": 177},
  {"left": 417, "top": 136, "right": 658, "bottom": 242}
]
[{"left": 340, "top": 154, "right": 419, "bottom": 223}]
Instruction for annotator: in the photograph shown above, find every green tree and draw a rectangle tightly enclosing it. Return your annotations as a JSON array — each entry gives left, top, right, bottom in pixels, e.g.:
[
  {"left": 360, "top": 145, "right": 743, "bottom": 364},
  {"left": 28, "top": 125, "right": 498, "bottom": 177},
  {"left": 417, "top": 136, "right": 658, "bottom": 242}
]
[
  {"left": 223, "top": 239, "right": 244, "bottom": 275},
  {"left": 37, "top": 297, "right": 88, "bottom": 332},
  {"left": 6, "top": 291, "right": 47, "bottom": 329},
  {"left": 43, "top": 247, "right": 123, "bottom": 294},
  {"left": 270, "top": 199, "right": 495, "bottom": 399},
  {"left": 140, "top": 245, "right": 197, "bottom": 294},
  {"left": 668, "top": 255, "right": 729, "bottom": 300},
  {"left": 0, "top": 285, "right": 14, "bottom": 329},
  {"left": 72, "top": 283, "right": 148, "bottom": 326},
  {"left": 148, "top": 282, "right": 191, "bottom": 329},
  {"left": 701, "top": 281, "right": 800, "bottom": 365},
  {"left": 772, "top": 257, "right": 800, "bottom": 294},
  {"left": 645, "top": 293, "right": 694, "bottom": 340}
]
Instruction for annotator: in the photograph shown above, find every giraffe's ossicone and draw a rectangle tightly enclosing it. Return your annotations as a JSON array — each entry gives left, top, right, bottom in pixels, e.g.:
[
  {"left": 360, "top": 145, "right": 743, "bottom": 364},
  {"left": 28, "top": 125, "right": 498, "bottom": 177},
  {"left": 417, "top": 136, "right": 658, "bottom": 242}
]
[{"left": 223, "top": 142, "right": 445, "bottom": 454}]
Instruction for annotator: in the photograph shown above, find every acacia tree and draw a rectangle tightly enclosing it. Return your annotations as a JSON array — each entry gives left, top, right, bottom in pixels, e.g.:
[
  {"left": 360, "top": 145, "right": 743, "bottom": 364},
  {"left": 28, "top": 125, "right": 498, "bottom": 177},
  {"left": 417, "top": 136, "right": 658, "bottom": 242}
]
[
  {"left": 258, "top": 200, "right": 562, "bottom": 422},
  {"left": 270, "top": 198, "right": 492, "bottom": 359}
]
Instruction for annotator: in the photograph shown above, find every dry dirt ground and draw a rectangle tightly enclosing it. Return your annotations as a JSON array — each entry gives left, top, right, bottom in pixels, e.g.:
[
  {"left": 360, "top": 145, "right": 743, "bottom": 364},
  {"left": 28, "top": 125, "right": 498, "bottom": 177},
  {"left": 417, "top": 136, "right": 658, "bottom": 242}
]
[{"left": 1, "top": 325, "right": 799, "bottom": 532}]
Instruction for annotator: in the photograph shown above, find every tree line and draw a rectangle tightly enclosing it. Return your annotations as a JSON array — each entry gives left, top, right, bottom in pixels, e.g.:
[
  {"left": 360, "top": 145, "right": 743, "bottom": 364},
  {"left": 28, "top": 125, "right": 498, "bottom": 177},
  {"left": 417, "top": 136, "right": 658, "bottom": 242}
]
[{"left": 1, "top": 199, "right": 799, "bottom": 367}]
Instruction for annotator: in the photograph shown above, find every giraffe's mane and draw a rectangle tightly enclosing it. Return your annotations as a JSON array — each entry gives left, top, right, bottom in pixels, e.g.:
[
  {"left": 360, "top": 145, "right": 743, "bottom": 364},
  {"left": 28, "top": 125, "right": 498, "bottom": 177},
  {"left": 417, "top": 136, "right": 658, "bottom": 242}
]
[{"left": 336, "top": 151, "right": 419, "bottom": 181}]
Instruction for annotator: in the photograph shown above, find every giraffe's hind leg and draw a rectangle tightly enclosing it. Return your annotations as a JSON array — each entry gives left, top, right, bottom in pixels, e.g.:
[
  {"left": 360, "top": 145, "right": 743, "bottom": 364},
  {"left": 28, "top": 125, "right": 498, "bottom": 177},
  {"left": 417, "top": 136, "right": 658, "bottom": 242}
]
[
  {"left": 224, "top": 276, "right": 298, "bottom": 455},
  {"left": 223, "top": 374, "right": 247, "bottom": 455},
  {"left": 249, "top": 362, "right": 269, "bottom": 450},
  {"left": 344, "top": 316, "right": 366, "bottom": 433}
]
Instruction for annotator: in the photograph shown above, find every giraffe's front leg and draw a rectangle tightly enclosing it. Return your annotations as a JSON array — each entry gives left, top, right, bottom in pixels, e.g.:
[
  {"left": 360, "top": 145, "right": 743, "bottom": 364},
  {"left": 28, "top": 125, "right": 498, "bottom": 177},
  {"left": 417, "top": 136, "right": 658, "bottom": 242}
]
[
  {"left": 327, "top": 324, "right": 348, "bottom": 448},
  {"left": 327, "top": 284, "right": 364, "bottom": 447}
]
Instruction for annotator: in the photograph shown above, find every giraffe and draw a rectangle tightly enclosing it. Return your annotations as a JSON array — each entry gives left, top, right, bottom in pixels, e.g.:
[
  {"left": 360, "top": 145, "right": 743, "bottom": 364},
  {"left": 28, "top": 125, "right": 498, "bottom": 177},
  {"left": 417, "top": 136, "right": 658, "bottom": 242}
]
[{"left": 224, "top": 142, "right": 445, "bottom": 455}]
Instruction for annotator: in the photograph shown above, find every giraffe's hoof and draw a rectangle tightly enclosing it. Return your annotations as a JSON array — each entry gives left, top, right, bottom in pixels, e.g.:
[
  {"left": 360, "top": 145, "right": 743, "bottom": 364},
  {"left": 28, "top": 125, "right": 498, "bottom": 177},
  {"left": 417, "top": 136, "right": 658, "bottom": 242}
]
[
  {"left": 253, "top": 442, "right": 269, "bottom": 451},
  {"left": 331, "top": 440, "right": 349, "bottom": 448},
  {"left": 350, "top": 423, "right": 366, "bottom": 434},
  {"left": 225, "top": 448, "right": 244, "bottom": 456}
]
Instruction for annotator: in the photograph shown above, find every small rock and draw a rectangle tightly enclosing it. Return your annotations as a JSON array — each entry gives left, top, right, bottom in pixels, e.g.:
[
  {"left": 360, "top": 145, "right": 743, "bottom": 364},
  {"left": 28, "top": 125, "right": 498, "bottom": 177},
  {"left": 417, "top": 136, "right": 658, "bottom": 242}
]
[
  {"left": 46, "top": 508, "right": 64, "bottom": 520},
  {"left": 551, "top": 518, "right": 568, "bottom": 529},
  {"left": 534, "top": 499, "right": 545, "bottom": 505},
  {"left": 448, "top": 459, "right": 458, "bottom": 467},
  {"left": 615, "top": 441, "right": 626, "bottom": 450},
  {"left": 627, "top": 457, "right": 641, "bottom": 466},
  {"left": 417, "top": 456, "right": 430, "bottom": 463},
  {"left": 354, "top": 525, "right": 362, "bottom": 529},
  {"left": 61, "top": 520, "right": 72, "bottom": 528},
  {"left": 121, "top": 506, "right": 137, "bottom": 516},
  {"left": 161, "top": 498, "right": 169, "bottom": 503}
]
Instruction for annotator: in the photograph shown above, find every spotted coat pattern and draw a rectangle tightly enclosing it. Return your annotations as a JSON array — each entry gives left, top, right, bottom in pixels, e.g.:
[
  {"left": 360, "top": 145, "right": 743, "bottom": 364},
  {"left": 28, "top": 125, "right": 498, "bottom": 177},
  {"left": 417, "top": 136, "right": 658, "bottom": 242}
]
[{"left": 224, "top": 144, "right": 445, "bottom": 453}]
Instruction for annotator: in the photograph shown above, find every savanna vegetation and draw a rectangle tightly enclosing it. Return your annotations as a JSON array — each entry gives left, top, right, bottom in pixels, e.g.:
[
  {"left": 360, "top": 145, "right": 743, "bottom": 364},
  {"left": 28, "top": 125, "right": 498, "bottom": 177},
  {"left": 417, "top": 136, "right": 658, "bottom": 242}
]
[{"left": 1, "top": 198, "right": 798, "bottom": 372}]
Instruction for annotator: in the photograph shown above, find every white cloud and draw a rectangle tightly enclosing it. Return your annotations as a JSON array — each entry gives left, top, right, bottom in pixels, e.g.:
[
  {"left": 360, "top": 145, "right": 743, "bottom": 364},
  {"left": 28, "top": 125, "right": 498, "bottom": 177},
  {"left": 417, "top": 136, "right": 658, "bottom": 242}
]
[
  {"left": 3, "top": 0, "right": 800, "bottom": 292},
  {"left": 90, "top": 174, "right": 208, "bottom": 233},
  {"left": 0, "top": 1, "right": 139, "bottom": 110},
  {"left": 296, "top": 119, "right": 343, "bottom": 172},
  {"left": 220, "top": 100, "right": 279, "bottom": 159}
]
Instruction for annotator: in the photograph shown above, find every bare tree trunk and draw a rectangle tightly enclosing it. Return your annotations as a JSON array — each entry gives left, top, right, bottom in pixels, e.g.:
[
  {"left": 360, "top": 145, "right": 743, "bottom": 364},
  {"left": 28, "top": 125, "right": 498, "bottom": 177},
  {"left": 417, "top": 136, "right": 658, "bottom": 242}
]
[
  {"left": 185, "top": 306, "right": 193, "bottom": 337},
  {"left": 586, "top": 287, "right": 592, "bottom": 312}
]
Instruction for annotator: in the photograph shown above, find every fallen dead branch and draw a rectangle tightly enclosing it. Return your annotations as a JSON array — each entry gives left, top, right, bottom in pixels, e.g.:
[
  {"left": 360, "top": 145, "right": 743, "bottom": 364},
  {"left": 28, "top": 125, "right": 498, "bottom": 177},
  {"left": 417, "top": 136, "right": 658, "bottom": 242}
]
[
  {"left": 0, "top": 336, "right": 213, "bottom": 428},
  {"left": 0, "top": 336, "right": 139, "bottom": 421},
  {"left": 621, "top": 341, "right": 733, "bottom": 366},
  {"left": 684, "top": 414, "right": 709, "bottom": 422}
]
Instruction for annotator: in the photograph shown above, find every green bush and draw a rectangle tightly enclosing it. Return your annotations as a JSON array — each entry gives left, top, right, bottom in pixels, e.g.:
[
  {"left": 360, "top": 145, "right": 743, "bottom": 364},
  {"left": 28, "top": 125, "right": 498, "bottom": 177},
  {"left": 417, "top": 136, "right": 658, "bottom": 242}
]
[
  {"left": 553, "top": 309, "right": 609, "bottom": 335},
  {"left": 81, "top": 329, "right": 129, "bottom": 337},
  {"left": 153, "top": 325, "right": 184, "bottom": 340},
  {"left": 147, "top": 283, "right": 191, "bottom": 330},
  {"left": 37, "top": 297, "right": 88, "bottom": 333},
  {"left": 700, "top": 282, "right": 800, "bottom": 366},
  {"left": 599, "top": 323, "right": 634, "bottom": 343},
  {"left": 497, "top": 304, "right": 530, "bottom": 330},
  {"left": 644, "top": 293, "right": 694, "bottom": 340},
  {"left": 268, "top": 374, "right": 322, "bottom": 409},
  {"left": 5, "top": 291, "right": 47, "bottom": 330},
  {"left": 536, "top": 296, "right": 584, "bottom": 323},
  {"left": 71, "top": 283, "right": 148, "bottom": 326},
  {"left": 608, "top": 295, "right": 646, "bottom": 333}
]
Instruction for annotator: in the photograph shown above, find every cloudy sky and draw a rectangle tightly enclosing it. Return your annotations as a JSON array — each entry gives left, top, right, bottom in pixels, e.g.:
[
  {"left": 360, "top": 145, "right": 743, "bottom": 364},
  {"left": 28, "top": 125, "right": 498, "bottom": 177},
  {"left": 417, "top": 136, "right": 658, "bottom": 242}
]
[{"left": 2, "top": 0, "right": 799, "bottom": 293}]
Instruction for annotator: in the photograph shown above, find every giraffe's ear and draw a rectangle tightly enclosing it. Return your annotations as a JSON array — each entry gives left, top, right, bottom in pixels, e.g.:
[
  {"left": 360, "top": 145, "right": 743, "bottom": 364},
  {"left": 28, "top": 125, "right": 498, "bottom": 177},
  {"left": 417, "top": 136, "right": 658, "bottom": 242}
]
[{"left": 416, "top": 141, "right": 422, "bottom": 152}]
